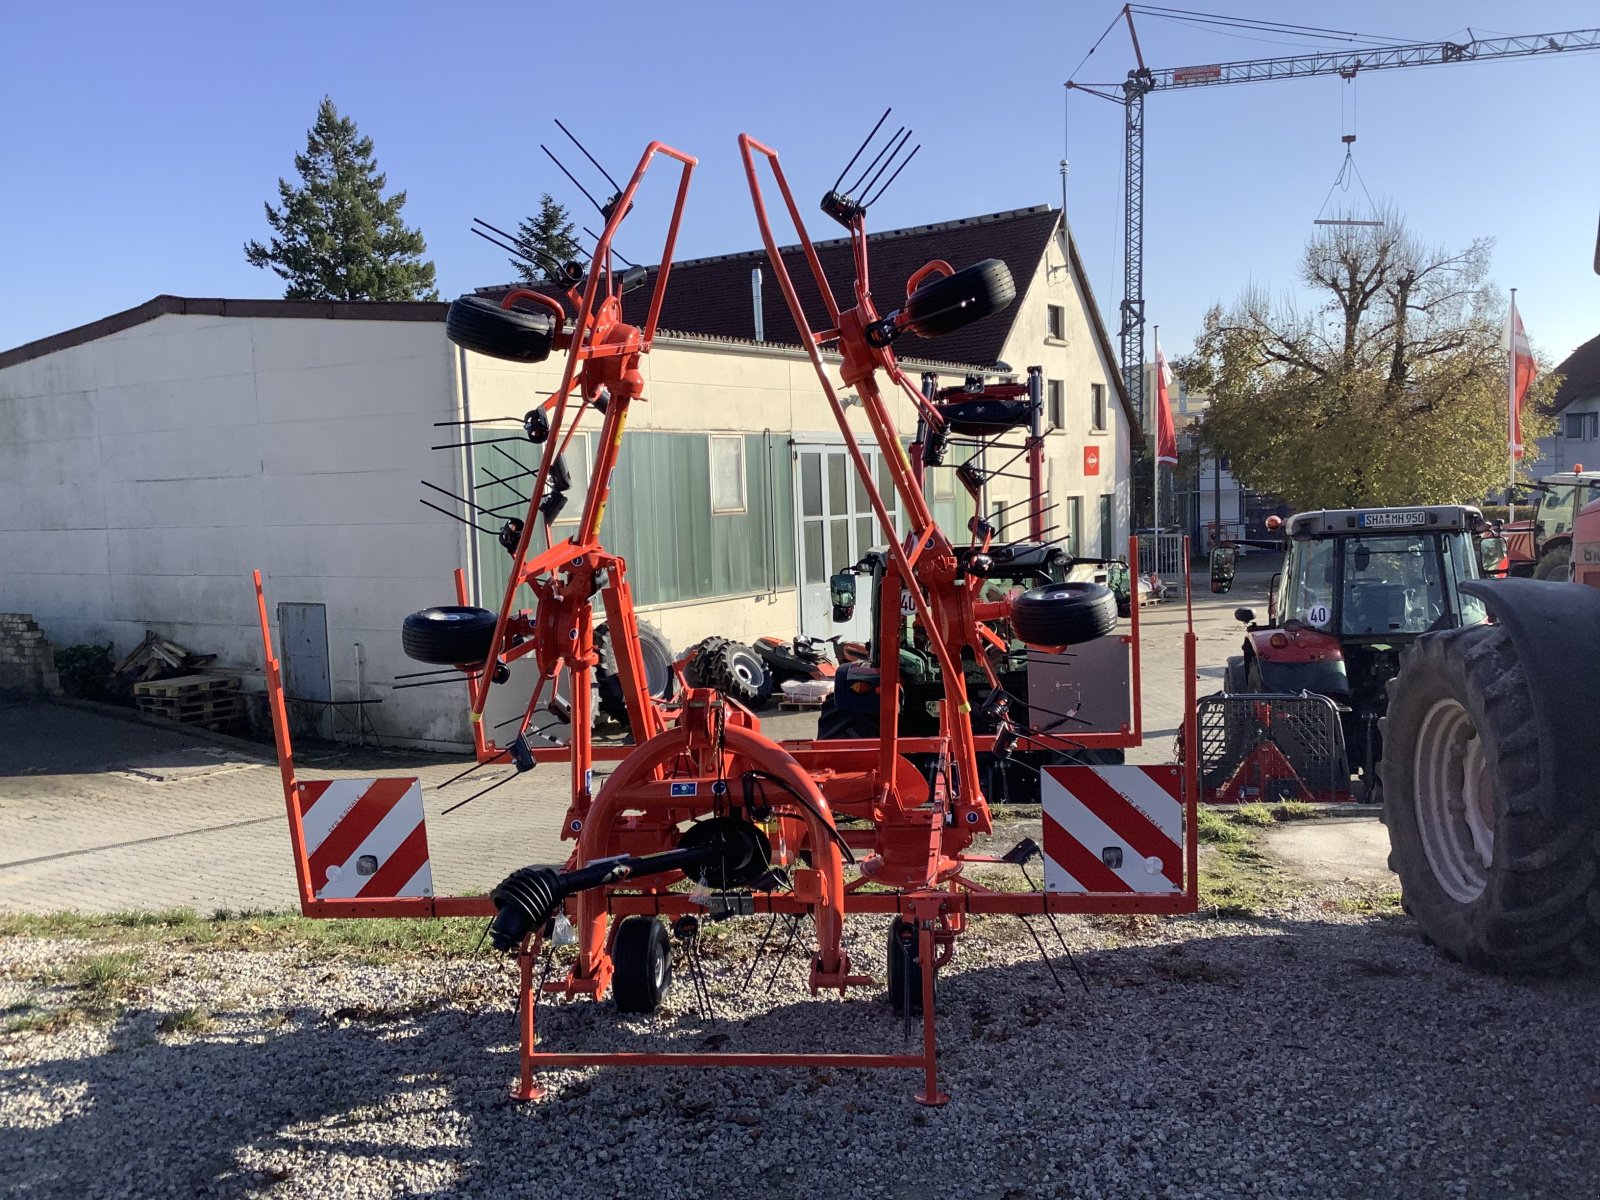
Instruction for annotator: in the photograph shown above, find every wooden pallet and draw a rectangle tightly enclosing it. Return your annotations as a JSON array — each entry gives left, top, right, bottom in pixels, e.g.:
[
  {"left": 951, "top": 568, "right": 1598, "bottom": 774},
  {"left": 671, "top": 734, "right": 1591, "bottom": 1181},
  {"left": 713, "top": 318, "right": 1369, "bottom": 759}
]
[
  {"left": 134, "top": 673, "right": 242, "bottom": 700},
  {"left": 778, "top": 695, "right": 829, "bottom": 710},
  {"left": 136, "top": 693, "right": 244, "bottom": 728}
]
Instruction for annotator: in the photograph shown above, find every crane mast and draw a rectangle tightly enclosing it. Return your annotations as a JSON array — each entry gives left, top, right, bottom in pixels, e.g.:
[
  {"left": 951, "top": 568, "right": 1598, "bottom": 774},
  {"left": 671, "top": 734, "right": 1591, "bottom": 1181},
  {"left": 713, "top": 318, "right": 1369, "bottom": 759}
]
[{"left": 1068, "top": 9, "right": 1600, "bottom": 445}]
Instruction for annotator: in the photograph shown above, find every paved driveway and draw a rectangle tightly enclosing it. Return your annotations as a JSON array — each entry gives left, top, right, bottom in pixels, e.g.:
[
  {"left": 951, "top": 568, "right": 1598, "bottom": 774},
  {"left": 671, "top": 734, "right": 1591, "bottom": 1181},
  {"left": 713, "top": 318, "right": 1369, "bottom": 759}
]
[{"left": 0, "top": 561, "right": 1273, "bottom": 914}]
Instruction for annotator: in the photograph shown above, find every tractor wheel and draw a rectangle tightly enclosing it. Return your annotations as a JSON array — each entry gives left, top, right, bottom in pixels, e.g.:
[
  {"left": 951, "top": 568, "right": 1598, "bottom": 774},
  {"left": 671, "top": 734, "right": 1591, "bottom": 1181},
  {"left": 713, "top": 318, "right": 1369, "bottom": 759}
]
[
  {"left": 594, "top": 621, "right": 676, "bottom": 725},
  {"left": 444, "top": 295, "right": 557, "bottom": 364},
  {"left": 1533, "top": 543, "right": 1571, "bottom": 581},
  {"left": 684, "top": 636, "right": 731, "bottom": 689},
  {"left": 886, "top": 916, "right": 936, "bottom": 1016},
  {"left": 612, "top": 916, "right": 672, "bottom": 1014},
  {"left": 1009, "top": 582, "right": 1118, "bottom": 648},
  {"left": 902, "top": 259, "right": 1016, "bottom": 339},
  {"left": 816, "top": 695, "right": 880, "bottom": 741},
  {"left": 1223, "top": 655, "right": 1247, "bottom": 694},
  {"left": 699, "top": 640, "right": 775, "bottom": 709},
  {"left": 1380, "top": 624, "right": 1600, "bottom": 973},
  {"left": 401, "top": 606, "right": 499, "bottom": 665}
]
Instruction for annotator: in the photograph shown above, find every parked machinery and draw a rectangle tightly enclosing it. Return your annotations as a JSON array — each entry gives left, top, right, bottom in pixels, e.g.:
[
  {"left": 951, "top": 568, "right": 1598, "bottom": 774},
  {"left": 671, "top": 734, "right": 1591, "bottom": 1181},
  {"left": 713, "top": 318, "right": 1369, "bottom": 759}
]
[
  {"left": 1206, "top": 505, "right": 1507, "bottom": 802},
  {"left": 1502, "top": 470, "right": 1600, "bottom": 580},
  {"left": 254, "top": 122, "right": 1200, "bottom": 1105},
  {"left": 1378, "top": 492, "right": 1600, "bottom": 971}
]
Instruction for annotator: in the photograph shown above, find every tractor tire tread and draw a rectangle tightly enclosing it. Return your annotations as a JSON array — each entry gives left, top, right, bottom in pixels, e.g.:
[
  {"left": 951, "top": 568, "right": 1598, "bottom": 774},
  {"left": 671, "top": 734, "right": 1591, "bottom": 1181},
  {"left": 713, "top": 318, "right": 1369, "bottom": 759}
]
[{"left": 1378, "top": 623, "right": 1600, "bottom": 974}]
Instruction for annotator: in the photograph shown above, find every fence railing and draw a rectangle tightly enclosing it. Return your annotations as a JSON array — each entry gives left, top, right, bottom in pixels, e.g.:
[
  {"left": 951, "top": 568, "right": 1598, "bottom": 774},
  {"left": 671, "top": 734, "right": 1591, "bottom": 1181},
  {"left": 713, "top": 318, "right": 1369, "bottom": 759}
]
[{"left": 1136, "top": 533, "right": 1187, "bottom": 578}]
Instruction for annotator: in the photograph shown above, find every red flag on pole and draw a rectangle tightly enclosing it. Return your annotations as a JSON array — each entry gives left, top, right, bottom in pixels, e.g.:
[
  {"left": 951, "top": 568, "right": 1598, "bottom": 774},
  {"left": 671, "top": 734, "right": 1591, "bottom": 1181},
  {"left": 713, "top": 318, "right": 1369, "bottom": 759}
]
[
  {"left": 1155, "top": 339, "right": 1179, "bottom": 465},
  {"left": 1508, "top": 300, "right": 1536, "bottom": 461}
]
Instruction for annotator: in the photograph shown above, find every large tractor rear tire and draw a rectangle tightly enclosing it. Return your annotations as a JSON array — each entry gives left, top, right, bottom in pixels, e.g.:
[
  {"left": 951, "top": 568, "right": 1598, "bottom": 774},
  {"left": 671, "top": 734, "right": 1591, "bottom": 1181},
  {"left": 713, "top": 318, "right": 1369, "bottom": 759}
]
[
  {"left": 1533, "top": 543, "right": 1571, "bottom": 582},
  {"left": 1379, "top": 624, "right": 1600, "bottom": 973}
]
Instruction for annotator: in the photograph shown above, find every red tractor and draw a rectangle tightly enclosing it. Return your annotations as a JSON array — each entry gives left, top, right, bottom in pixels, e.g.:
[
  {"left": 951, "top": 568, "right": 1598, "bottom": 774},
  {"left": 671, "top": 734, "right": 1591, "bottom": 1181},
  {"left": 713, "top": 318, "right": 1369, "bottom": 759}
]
[{"left": 1207, "top": 505, "right": 1506, "bottom": 801}]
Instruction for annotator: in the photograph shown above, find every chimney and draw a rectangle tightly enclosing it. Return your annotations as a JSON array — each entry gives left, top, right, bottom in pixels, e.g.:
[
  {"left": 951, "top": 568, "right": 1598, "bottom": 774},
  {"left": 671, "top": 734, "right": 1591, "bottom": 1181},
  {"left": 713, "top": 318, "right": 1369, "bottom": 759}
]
[{"left": 751, "top": 268, "right": 764, "bottom": 342}]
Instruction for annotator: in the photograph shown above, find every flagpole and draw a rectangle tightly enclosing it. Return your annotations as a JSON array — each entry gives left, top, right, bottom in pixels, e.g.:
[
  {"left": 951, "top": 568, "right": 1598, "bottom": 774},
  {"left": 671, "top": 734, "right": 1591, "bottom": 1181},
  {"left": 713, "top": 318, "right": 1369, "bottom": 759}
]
[
  {"left": 1508, "top": 290, "right": 1517, "bottom": 525},
  {"left": 1152, "top": 324, "right": 1161, "bottom": 537}
]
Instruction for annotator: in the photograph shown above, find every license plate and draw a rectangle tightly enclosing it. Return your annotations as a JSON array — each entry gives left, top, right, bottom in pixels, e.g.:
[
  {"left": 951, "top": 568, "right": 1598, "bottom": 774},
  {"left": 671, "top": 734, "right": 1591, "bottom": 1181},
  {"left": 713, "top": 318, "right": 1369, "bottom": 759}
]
[{"left": 1360, "top": 510, "right": 1426, "bottom": 528}]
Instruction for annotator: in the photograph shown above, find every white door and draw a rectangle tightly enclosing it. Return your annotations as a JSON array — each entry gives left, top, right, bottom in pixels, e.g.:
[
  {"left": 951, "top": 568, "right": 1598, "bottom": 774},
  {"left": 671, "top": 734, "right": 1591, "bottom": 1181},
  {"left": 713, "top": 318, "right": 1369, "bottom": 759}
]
[{"left": 795, "top": 444, "right": 903, "bottom": 639}]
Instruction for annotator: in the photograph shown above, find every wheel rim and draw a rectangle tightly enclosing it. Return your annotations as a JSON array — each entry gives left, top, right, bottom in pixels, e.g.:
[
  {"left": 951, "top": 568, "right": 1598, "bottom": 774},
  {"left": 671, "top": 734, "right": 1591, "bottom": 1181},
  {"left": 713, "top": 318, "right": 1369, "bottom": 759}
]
[
  {"left": 731, "top": 653, "right": 762, "bottom": 686},
  {"left": 1413, "top": 697, "right": 1495, "bottom": 903},
  {"left": 437, "top": 609, "right": 476, "bottom": 622},
  {"left": 653, "top": 942, "right": 667, "bottom": 990}
]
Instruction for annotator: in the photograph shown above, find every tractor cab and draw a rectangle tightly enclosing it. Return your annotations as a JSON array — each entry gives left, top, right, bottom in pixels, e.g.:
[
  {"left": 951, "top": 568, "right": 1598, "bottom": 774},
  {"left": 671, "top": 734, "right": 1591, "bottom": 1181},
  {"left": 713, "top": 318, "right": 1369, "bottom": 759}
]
[{"left": 1214, "top": 504, "right": 1501, "bottom": 795}]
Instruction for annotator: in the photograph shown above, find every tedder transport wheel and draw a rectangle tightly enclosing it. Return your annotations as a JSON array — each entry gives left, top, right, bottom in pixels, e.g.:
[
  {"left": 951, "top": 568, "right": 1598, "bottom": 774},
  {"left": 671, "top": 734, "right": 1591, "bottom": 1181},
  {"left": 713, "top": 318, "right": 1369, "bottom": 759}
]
[
  {"left": 1009, "top": 582, "right": 1118, "bottom": 648},
  {"left": 1533, "top": 544, "right": 1571, "bottom": 582},
  {"left": 1380, "top": 624, "right": 1600, "bottom": 973},
  {"left": 697, "top": 640, "right": 775, "bottom": 709},
  {"left": 902, "top": 259, "right": 1017, "bottom": 339},
  {"left": 401, "top": 606, "right": 499, "bottom": 665},
  {"left": 444, "top": 295, "right": 557, "bottom": 363},
  {"left": 886, "top": 917, "right": 935, "bottom": 1017},
  {"left": 594, "top": 620, "right": 676, "bottom": 725},
  {"left": 612, "top": 916, "right": 673, "bottom": 1014}
]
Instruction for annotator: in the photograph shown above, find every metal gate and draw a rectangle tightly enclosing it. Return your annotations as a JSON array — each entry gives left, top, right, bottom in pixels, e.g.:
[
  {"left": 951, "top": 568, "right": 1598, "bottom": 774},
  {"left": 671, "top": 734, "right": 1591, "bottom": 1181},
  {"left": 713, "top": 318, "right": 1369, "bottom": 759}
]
[{"left": 1136, "top": 533, "right": 1186, "bottom": 578}]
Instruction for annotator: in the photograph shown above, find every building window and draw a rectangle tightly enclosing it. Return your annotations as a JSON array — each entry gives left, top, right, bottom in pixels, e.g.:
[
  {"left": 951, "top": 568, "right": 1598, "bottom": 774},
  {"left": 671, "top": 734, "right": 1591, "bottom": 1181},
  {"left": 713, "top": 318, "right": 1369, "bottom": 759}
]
[
  {"left": 709, "top": 435, "right": 747, "bottom": 513},
  {"left": 1091, "top": 383, "right": 1107, "bottom": 431},
  {"left": 1046, "top": 305, "right": 1065, "bottom": 340},
  {"left": 1098, "top": 494, "right": 1115, "bottom": 558},
  {"left": 552, "top": 432, "right": 591, "bottom": 528},
  {"left": 1565, "top": 412, "right": 1598, "bottom": 441},
  {"left": 1065, "top": 495, "right": 1083, "bottom": 556},
  {"left": 1047, "top": 379, "right": 1065, "bottom": 429}
]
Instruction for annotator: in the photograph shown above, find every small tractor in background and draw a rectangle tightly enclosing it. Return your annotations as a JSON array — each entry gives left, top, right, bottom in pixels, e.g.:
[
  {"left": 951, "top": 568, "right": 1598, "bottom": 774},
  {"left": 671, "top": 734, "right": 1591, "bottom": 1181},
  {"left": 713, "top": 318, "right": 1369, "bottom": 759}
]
[
  {"left": 1205, "top": 505, "right": 1506, "bottom": 802},
  {"left": 1502, "top": 469, "right": 1600, "bottom": 580}
]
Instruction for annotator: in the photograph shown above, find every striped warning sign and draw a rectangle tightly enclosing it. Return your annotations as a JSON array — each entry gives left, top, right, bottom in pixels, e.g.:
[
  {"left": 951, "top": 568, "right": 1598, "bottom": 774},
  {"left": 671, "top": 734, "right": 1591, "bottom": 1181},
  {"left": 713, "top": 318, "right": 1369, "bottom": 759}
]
[
  {"left": 295, "top": 778, "right": 433, "bottom": 901},
  {"left": 1041, "top": 765, "right": 1183, "bottom": 894}
]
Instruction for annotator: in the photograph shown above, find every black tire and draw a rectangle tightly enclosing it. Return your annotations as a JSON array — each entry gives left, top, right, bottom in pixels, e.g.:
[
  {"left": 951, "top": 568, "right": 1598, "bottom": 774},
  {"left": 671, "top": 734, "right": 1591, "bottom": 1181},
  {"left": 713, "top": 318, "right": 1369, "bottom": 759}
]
[
  {"left": 902, "top": 259, "right": 1016, "bottom": 339},
  {"left": 612, "top": 916, "right": 672, "bottom": 1014},
  {"left": 1379, "top": 624, "right": 1600, "bottom": 973},
  {"left": 1533, "top": 543, "right": 1571, "bottom": 582},
  {"left": 816, "top": 695, "right": 880, "bottom": 740},
  {"left": 684, "top": 636, "right": 731, "bottom": 689},
  {"left": 886, "top": 917, "right": 935, "bottom": 1016},
  {"left": 700, "top": 640, "right": 775, "bottom": 708},
  {"left": 401, "top": 606, "right": 498, "bottom": 665},
  {"left": 445, "top": 294, "right": 557, "bottom": 364},
  {"left": 1009, "top": 582, "right": 1118, "bottom": 648},
  {"left": 937, "top": 397, "right": 1033, "bottom": 437},
  {"left": 1223, "top": 655, "right": 1247, "bottom": 694},
  {"left": 594, "top": 621, "right": 676, "bottom": 725}
]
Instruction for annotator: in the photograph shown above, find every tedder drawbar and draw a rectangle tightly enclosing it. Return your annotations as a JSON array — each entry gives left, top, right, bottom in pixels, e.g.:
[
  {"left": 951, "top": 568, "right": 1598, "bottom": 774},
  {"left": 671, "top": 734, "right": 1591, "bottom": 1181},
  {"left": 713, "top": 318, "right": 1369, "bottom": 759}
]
[{"left": 254, "top": 121, "right": 1199, "bottom": 1105}]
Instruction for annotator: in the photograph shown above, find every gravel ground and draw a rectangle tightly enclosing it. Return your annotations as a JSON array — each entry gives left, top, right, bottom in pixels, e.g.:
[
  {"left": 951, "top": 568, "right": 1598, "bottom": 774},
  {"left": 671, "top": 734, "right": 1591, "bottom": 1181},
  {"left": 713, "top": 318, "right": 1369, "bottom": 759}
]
[{"left": 4, "top": 877, "right": 1600, "bottom": 1200}]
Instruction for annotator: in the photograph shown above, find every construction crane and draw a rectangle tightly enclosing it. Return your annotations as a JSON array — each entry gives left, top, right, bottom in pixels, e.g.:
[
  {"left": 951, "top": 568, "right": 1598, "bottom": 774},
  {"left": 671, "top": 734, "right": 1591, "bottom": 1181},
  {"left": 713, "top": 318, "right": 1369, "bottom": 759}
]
[{"left": 1067, "top": 5, "right": 1600, "bottom": 428}]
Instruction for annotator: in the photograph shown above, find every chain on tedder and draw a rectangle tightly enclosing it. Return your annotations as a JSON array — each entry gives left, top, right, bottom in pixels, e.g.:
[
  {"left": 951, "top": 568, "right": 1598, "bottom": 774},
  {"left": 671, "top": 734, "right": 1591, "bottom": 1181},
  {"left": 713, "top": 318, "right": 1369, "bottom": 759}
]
[{"left": 253, "top": 117, "right": 1200, "bottom": 1105}]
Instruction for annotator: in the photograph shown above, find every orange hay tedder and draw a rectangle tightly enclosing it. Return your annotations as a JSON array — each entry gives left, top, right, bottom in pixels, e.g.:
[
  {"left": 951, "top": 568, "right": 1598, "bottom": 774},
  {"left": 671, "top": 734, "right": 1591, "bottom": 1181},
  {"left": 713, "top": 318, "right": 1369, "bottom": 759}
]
[{"left": 254, "top": 120, "right": 1200, "bottom": 1105}]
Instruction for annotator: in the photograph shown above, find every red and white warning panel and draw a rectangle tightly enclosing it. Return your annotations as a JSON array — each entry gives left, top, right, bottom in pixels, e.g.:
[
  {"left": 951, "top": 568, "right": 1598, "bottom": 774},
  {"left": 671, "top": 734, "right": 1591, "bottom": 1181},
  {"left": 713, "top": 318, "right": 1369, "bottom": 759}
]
[
  {"left": 294, "top": 778, "right": 434, "bottom": 901},
  {"left": 1041, "top": 766, "right": 1184, "bottom": 894}
]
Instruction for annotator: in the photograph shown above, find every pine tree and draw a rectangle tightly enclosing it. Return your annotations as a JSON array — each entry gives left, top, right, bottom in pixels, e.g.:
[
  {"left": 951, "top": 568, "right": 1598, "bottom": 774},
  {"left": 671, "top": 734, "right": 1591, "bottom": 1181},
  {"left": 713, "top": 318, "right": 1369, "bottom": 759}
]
[
  {"left": 245, "top": 97, "right": 438, "bottom": 301},
  {"left": 511, "top": 194, "right": 581, "bottom": 285}
]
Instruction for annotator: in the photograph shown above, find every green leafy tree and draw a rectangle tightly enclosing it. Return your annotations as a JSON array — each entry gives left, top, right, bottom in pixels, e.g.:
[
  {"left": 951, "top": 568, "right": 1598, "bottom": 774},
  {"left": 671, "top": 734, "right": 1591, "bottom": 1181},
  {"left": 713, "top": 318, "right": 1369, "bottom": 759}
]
[
  {"left": 511, "top": 194, "right": 581, "bottom": 284},
  {"left": 245, "top": 97, "right": 438, "bottom": 301},
  {"left": 1178, "top": 212, "right": 1557, "bottom": 511}
]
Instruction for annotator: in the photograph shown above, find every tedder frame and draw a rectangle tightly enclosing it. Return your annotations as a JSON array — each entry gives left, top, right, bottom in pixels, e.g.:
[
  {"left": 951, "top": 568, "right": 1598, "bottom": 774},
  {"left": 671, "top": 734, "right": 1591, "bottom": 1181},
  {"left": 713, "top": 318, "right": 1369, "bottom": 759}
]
[{"left": 254, "top": 127, "right": 1199, "bottom": 1106}]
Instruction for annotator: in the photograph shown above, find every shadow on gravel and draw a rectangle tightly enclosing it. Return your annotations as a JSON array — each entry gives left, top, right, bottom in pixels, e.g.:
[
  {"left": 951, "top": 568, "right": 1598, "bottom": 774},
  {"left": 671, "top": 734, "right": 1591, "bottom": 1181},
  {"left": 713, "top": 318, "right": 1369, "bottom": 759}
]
[{"left": 5, "top": 913, "right": 1600, "bottom": 1200}]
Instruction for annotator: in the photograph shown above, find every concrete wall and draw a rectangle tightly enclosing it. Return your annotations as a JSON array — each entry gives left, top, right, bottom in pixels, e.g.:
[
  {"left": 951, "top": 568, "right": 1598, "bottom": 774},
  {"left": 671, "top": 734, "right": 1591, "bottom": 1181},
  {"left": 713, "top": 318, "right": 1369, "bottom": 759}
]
[{"left": 0, "top": 314, "right": 471, "bottom": 748}]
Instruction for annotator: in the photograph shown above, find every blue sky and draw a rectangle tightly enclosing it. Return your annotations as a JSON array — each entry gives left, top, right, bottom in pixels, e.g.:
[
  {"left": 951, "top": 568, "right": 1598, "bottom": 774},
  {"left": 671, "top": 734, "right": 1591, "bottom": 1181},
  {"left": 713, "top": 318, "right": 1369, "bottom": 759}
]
[{"left": 3, "top": 1, "right": 1596, "bottom": 366}]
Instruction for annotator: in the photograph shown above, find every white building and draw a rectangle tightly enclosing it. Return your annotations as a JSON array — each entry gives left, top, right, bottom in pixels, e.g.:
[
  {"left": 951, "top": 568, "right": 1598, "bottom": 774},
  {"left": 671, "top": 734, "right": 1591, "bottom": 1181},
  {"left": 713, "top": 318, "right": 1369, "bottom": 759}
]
[{"left": 0, "top": 207, "right": 1137, "bottom": 747}]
